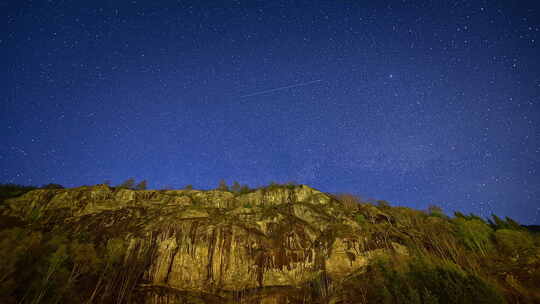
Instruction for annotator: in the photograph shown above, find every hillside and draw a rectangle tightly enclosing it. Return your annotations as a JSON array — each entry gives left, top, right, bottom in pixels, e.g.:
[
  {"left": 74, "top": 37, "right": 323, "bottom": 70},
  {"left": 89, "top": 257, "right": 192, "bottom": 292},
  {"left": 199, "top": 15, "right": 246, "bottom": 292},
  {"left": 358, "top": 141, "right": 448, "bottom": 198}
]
[{"left": 0, "top": 184, "right": 539, "bottom": 303}]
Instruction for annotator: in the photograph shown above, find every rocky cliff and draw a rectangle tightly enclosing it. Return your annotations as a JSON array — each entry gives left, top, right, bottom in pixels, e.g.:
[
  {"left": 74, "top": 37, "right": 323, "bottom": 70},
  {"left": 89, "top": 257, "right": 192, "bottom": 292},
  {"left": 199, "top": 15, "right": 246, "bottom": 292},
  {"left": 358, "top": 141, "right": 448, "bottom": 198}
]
[{"left": 1, "top": 184, "right": 404, "bottom": 303}]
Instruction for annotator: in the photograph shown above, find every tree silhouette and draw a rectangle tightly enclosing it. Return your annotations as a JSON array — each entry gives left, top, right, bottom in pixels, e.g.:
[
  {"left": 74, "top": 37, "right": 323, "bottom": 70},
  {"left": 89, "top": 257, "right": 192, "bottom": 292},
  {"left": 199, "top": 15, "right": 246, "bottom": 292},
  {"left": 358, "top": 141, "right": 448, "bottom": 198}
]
[
  {"left": 41, "top": 183, "right": 64, "bottom": 189},
  {"left": 135, "top": 180, "right": 147, "bottom": 190},
  {"left": 231, "top": 181, "right": 241, "bottom": 193},
  {"left": 118, "top": 178, "right": 135, "bottom": 189},
  {"left": 217, "top": 180, "right": 229, "bottom": 191},
  {"left": 239, "top": 184, "right": 250, "bottom": 194}
]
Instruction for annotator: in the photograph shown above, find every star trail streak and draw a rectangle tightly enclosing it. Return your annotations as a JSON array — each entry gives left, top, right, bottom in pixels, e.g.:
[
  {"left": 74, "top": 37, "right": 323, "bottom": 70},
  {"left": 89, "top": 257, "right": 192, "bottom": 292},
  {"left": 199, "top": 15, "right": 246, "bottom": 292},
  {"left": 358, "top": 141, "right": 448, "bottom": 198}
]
[
  {"left": 2, "top": 1, "right": 539, "bottom": 224},
  {"left": 239, "top": 80, "right": 322, "bottom": 98}
]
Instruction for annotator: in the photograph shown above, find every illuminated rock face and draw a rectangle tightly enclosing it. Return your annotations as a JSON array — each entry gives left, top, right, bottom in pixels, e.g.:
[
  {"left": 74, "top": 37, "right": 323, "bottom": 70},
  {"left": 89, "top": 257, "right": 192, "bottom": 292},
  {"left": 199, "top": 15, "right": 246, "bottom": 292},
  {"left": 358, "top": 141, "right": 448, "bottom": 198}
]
[{"left": 2, "top": 184, "right": 401, "bottom": 303}]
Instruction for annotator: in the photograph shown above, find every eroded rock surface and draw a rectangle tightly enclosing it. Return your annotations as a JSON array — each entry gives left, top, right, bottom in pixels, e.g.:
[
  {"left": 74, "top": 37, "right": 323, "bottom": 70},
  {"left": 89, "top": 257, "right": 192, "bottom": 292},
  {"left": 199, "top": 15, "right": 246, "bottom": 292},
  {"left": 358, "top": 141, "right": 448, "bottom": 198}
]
[{"left": 1, "top": 185, "right": 403, "bottom": 303}]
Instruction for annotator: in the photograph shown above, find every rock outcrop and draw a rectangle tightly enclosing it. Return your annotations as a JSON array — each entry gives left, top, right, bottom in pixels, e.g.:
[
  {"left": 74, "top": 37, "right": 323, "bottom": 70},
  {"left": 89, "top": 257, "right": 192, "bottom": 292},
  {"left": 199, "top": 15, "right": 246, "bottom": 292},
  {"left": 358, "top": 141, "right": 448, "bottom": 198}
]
[{"left": 1, "top": 184, "right": 402, "bottom": 303}]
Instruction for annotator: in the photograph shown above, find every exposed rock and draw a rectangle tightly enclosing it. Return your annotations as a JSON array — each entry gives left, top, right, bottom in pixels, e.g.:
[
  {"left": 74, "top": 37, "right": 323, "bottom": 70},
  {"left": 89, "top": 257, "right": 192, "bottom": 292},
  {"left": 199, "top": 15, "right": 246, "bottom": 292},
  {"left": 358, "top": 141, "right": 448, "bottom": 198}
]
[{"left": 2, "top": 184, "right": 403, "bottom": 303}]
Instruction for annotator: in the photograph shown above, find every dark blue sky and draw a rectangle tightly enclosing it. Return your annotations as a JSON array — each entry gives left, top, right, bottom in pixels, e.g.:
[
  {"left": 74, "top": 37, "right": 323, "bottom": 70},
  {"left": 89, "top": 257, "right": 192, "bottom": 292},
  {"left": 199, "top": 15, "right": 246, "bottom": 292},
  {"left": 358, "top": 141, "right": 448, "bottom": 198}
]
[{"left": 2, "top": 1, "right": 539, "bottom": 223}]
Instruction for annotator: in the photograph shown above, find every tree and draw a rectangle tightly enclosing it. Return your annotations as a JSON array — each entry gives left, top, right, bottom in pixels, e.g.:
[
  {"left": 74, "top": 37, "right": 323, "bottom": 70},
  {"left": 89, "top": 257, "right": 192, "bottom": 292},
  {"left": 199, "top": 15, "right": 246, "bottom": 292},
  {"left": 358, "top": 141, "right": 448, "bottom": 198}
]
[
  {"left": 455, "top": 218, "right": 493, "bottom": 255},
  {"left": 504, "top": 216, "right": 523, "bottom": 230},
  {"left": 118, "top": 178, "right": 135, "bottom": 189},
  {"left": 239, "top": 184, "right": 250, "bottom": 194},
  {"left": 488, "top": 214, "right": 522, "bottom": 230},
  {"left": 454, "top": 211, "right": 466, "bottom": 219},
  {"left": 217, "top": 180, "right": 229, "bottom": 191},
  {"left": 494, "top": 229, "right": 534, "bottom": 257},
  {"left": 334, "top": 193, "right": 362, "bottom": 210},
  {"left": 377, "top": 200, "right": 391, "bottom": 209},
  {"left": 183, "top": 184, "right": 193, "bottom": 190},
  {"left": 135, "top": 180, "right": 147, "bottom": 190},
  {"left": 231, "top": 181, "right": 241, "bottom": 193},
  {"left": 41, "top": 183, "right": 64, "bottom": 189},
  {"left": 489, "top": 214, "right": 507, "bottom": 229},
  {"left": 428, "top": 205, "right": 446, "bottom": 218}
]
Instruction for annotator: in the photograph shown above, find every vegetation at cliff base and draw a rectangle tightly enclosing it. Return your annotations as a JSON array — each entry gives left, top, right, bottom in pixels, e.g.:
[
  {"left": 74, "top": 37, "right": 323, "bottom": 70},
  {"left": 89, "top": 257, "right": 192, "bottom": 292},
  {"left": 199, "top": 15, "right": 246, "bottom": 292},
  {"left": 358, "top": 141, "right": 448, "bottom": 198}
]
[{"left": 0, "top": 183, "right": 539, "bottom": 303}]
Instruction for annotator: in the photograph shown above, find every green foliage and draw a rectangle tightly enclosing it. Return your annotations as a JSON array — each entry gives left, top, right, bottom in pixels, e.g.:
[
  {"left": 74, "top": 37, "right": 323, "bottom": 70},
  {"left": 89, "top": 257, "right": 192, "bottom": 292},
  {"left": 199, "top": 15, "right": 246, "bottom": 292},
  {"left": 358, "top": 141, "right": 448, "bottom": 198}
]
[
  {"left": 0, "top": 227, "right": 109, "bottom": 304},
  {"left": 71, "top": 242, "right": 101, "bottom": 275},
  {"left": 453, "top": 212, "right": 485, "bottom": 222},
  {"left": 377, "top": 200, "right": 391, "bottom": 209},
  {"left": 344, "top": 256, "right": 505, "bottom": 304},
  {"left": 283, "top": 181, "right": 298, "bottom": 189},
  {"left": 454, "top": 218, "right": 493, "bottom": 256},
  {"left": 105, "top": 238, "right": 126, "bottom": 265},
  {"left": 494, "top": 229, "right": 534, "bottom": 257},
  {"left": 407, "top": 258, "right": 504, "bottom": 304},
  {"left": 423, "top": 288, "right": 440, "bottom": 304},
  {"left": 183, "top": 184, "right": 193, "bottom": 190},
  {"left": 41, "top": 183, "right": 64, "bottom": 189},
  {"left": 0, "top": 228, "right": 41, "bottom": 301},
  {"left": 355, "top": 214, "right": 366, "bottom": 225},
  {"left": 0, "top": 183, "right": 37, "bottom": 205},
  {"left": 428, "top": 205, "right": 447, "bottom": 219},
  {"left": 116, "top": 178, "right": 148, "bottom": 190},
  {"left": 27, "top": 207, "right": 42, "bottom": 222},
  {"left": 454, "top": 211, "right": 466, "bottom": 218},
  {"left": 504, "top": 217, "right": 522, "bottom": 230},
  {"left": 335, "top": 193, "right": 362, "bottom": 211},
  {"left": 264, "top": 181, "right": 298, "bottom": 191},
  {"left": 2, "top": 182, "right": 539, "bottom": 302},
  {"left": 489, "top": 214, "right": 523, "bottom": 231}
]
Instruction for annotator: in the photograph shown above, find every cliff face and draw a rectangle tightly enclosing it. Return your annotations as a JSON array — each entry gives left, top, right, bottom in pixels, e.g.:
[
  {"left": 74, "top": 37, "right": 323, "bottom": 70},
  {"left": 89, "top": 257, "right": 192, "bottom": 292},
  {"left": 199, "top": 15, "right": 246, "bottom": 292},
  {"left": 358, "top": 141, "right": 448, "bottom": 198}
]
[{"left": 1, "top": 184, "right": 400, "bottom": 303}]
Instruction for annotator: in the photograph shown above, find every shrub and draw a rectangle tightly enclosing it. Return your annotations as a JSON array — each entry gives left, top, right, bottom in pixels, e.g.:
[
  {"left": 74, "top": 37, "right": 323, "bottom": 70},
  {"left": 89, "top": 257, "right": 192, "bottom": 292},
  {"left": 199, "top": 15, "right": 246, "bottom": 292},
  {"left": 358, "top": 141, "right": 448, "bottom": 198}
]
[
  {"left": 377, "top": 200, "right": 391, "bottom": 209},
  {"left": 489, "top": 214, "right": 524, "bottom": 231},
  {"left": 0, "top": 184, "right": 37, "bottom": 205},
  {"left": 407, "top": 258, "right": 504, "bottom": 304},
  {"left": 453, "top": 212, "right": 485, "bottom": 222},
  {"left": 494, "top": 229, "right": 534, "bottom": 257},
  {"left": 355, "top": 214, "right": 366, "bottom": 225},
  {"left": 343, "top": 256, "right": 505, "bottom": 304},
  {"left": 118, "top": 178, "right": 135, "bottom": 189},
  {"left": 334, "top": 193, "right": 362, "bottom": 211},
  {"left": 454, "top": 218, "right": 493, "bottom": 256},
  {"left": 428, "top": 205, "right": 447, "bottom": 219},
  {"left": 41, "top": 183, "right": 64, "bottom": 189}
]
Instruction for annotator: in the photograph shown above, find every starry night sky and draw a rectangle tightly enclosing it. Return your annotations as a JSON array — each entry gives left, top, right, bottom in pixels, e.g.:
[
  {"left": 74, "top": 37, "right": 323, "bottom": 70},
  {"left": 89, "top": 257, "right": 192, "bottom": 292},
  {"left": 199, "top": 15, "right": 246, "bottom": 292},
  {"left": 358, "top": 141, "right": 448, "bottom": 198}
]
[{"left": 2, "top": 1, "right": 539, "bottom": 223}]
